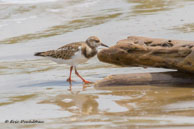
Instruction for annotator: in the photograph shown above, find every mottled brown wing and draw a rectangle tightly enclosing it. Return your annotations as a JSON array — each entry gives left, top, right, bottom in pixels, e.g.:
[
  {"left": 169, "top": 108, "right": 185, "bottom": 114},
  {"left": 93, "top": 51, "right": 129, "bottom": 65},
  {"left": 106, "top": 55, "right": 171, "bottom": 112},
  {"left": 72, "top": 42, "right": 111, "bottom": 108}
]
[{"left": 45, "top": 42, "right": 83, "bottom": 59}]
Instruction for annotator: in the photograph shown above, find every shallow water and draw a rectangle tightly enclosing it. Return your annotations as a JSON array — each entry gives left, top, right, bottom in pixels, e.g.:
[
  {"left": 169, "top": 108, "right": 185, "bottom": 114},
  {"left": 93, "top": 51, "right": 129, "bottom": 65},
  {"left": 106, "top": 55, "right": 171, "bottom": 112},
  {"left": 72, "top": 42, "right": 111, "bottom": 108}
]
[{"left": 1, "top": 0, "right": 194, "bottom": 128}]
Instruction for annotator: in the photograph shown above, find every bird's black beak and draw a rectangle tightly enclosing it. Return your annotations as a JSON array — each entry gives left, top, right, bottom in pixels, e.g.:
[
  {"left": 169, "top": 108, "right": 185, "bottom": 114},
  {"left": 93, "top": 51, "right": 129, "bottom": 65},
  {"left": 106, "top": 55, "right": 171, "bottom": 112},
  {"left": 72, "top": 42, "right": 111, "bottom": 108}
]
[{"left": 101, "top": 43, "right": 109, "bottom": 47}]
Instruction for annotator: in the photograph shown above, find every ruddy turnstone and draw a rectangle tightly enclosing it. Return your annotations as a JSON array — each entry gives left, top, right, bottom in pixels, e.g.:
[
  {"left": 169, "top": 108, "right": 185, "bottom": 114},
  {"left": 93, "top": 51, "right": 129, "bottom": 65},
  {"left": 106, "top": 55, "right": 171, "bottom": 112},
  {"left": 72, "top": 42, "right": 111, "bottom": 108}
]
[{"left": 34, "top": 36, "right": 108, "bottom": 84}]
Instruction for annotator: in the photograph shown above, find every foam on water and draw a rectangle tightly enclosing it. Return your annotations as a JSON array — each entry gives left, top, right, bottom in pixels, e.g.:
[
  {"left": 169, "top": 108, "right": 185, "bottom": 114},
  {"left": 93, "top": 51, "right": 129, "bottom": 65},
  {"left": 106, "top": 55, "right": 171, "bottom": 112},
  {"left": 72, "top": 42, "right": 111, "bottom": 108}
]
[
  {"left": 0, "top": 0, "right": 58, "bottom": 4},
  {"left": 0, "top": 0, "right": 100, "bottom": 5}
]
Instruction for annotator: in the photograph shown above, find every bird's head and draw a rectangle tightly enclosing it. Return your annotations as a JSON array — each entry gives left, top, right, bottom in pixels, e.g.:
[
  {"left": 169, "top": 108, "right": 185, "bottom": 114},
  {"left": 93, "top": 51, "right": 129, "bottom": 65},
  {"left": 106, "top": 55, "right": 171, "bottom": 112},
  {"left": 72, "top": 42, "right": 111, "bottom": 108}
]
[{"left": 86, "top": 36, "right": 109, "bottom": 48}]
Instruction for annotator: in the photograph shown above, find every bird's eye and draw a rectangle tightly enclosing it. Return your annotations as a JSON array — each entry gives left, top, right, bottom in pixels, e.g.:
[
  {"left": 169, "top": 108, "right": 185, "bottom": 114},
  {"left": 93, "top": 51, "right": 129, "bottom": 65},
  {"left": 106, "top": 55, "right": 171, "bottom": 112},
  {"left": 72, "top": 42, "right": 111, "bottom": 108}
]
[{"left": 95, "top": 40, "right": 100, "bottom": 43}]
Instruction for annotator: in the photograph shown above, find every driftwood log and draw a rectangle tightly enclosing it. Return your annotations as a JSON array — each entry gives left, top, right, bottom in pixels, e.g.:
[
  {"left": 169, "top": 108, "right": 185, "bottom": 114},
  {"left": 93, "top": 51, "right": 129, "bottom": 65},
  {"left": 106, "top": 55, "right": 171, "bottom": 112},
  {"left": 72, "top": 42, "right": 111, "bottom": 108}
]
[
  {"left": 98, "top": 36, "right": 194, "bottom": 73},
  {"left": 96, "top": 36, "right": 194, "bottom": 87},
  {"left": 95, "top": 72, "right": 194, "bottom": 87}
]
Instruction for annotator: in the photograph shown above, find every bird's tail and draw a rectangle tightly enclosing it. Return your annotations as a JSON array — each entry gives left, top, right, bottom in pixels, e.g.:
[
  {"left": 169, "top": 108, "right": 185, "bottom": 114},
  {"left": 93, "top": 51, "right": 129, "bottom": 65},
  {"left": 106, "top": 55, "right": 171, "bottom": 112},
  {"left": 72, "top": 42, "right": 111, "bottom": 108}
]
[
  {"left": 34, "top": 52, "right": 45, "bottom": 57},
  {"left": 34, "top": 50, "right": 55, "bottom": 57}
]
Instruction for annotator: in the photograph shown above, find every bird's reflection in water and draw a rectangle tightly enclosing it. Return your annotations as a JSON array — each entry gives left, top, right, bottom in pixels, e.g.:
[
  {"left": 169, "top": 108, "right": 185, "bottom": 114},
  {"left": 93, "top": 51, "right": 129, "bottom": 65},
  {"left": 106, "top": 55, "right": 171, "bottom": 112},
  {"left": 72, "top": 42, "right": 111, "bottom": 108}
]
[
  {"left": 39, "top": 82, "right": 98, "bottom": 115},
  {"left": 68, "top": 81, "right": 91, "bottom": 92}
]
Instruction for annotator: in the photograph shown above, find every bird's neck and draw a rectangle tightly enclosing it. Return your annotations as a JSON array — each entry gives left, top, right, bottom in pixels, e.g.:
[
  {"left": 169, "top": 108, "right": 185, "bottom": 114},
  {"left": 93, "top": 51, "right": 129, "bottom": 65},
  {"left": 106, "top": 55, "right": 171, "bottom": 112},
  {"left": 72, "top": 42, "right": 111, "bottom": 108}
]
[{"left": 81, "top": 44, "right": 97, "bottom": 59}]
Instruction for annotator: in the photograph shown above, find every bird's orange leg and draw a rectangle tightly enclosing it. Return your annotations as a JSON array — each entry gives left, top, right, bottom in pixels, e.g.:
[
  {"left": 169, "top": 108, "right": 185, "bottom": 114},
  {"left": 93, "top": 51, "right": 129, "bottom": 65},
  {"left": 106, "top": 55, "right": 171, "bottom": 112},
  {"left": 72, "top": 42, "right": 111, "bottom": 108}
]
[
  {"left": 74, "top": 66, "right": 92, "bottom": 84},
  {"left": 66, "top": 66, "right": 73, "bottom": 82}
]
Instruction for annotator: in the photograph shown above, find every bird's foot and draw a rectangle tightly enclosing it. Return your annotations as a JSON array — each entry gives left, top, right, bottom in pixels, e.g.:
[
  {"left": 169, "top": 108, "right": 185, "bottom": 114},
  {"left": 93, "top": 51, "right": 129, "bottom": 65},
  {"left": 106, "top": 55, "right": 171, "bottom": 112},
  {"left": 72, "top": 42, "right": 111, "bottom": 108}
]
[
  {"left": 83, "top": 80, "right": 93, "bottom": 84},
  {"left": 66, "top": 78, "right": 74, "bottom": 82}
]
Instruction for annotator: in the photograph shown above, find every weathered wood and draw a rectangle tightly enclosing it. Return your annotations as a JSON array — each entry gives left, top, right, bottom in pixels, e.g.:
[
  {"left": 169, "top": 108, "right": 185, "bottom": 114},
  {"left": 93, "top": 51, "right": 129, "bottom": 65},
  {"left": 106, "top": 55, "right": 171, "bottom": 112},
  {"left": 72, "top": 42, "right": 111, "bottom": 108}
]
[
  {"left": 95, "top": 72, "right": 194, "bottom": 87},
  {"left": 98, "top": 36, "right": 194, "bottom": 73}
]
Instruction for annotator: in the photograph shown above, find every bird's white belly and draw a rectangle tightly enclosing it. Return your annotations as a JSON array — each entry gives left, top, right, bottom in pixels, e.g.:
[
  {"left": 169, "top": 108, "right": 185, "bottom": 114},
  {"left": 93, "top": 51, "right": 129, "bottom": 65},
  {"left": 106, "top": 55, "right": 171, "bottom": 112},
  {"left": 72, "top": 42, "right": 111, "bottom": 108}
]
[{"left": 47, "top": 51, "right": 88, "bottom": 66}]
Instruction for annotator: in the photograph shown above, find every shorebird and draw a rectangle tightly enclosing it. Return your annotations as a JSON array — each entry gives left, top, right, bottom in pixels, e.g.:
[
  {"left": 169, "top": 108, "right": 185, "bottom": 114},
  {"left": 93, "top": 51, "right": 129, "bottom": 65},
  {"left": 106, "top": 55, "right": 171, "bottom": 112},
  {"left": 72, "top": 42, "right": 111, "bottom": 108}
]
[{"left": 34, "top": 36, "right": 108, "bottom": 84}]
